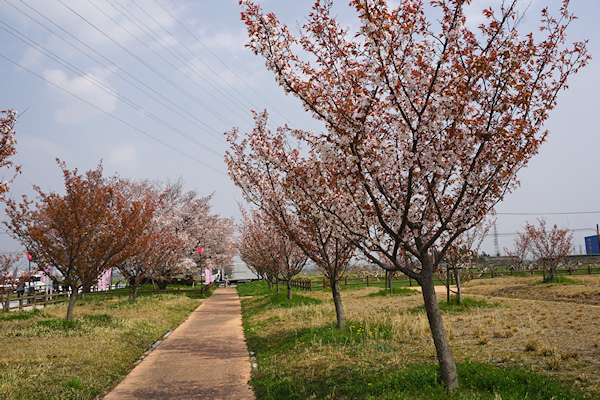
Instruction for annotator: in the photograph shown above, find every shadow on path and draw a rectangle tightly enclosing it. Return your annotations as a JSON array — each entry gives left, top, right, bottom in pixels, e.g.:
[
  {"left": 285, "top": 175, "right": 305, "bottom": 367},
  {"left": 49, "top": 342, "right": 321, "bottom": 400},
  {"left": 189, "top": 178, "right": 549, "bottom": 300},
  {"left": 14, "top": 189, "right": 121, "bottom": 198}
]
[{"left": 104, "top": 287, "right": 254, "bottom": 400}]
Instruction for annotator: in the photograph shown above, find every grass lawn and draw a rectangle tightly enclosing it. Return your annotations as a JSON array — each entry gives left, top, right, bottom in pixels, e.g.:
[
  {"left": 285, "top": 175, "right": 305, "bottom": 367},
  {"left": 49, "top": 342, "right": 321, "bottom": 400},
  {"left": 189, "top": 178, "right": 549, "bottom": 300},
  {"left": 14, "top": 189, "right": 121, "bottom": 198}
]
[
  {"left": 0, "top": 293, "right": 200, "bottom": 400},
  {"left": 92, "top": 282, "right": 215, "bottom": 299},
  {"left": 238, "top": 277, "right": 600, "bottom": 399}
]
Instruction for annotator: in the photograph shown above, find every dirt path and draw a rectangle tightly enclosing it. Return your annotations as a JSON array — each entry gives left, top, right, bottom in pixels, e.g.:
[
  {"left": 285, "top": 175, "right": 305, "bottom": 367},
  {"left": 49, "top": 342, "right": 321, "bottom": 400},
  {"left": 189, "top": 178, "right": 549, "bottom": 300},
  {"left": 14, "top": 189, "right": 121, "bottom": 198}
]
[{"left": 104, "top": 287, "right": 254, "bottom": 400}]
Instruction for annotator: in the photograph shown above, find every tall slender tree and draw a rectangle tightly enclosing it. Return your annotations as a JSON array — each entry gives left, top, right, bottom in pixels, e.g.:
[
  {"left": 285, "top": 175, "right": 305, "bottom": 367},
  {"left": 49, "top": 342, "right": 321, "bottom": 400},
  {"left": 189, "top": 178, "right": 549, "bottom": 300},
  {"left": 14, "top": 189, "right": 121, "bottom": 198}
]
[
  {"left": 0, "top": 110, "right": 20, "bottom": 199},
  {"left": 227, "top": 113, "right": 356, "bottom": 328}
]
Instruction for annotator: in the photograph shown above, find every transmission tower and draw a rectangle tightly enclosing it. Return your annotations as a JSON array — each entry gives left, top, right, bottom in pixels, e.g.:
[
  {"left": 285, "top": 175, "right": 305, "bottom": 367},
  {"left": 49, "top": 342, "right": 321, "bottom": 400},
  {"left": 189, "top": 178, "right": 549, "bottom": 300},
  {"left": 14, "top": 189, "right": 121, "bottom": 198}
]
[{"left": 493, "top": 223, "right": 500, "bottom": 257}]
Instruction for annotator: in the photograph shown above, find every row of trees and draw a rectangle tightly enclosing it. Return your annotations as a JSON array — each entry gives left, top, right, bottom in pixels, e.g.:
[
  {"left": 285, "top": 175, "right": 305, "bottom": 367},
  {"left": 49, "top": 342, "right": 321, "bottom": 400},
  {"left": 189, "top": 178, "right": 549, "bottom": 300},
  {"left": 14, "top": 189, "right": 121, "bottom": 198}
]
[
  {"left": 0, "top": 115, "right": 235, "bottom": 319},
  {"left": 5, "top": 162, "right": 234, "bottom": 318},
  {"left": 237, "top": 207, "right": 308, "bottom": 300},
  {"left": 4, "top": 164, "right": 236, "bottom": 318},
  {"left": 228, "top": 0, "right": 589, "bottom": 390}
]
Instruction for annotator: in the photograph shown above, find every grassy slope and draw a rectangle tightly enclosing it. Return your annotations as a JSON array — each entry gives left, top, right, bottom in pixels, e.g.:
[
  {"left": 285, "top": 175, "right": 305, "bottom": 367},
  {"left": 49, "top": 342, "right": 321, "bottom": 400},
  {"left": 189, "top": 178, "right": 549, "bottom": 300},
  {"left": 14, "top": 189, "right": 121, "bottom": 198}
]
[
  {"left": 238, "top": 279, "right": 599, "bottom": 399},
  {"left": 0, "top": 294, "right": 200, "bottom": 400}
]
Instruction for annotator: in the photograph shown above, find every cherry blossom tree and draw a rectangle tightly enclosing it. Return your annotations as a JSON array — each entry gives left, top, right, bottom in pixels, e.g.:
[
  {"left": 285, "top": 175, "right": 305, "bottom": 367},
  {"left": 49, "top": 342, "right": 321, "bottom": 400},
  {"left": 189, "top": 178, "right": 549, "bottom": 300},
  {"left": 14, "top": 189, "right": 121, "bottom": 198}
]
[
  {"left": 239, "top": 0, "right": 589, "bottom": 389},
  {"left": 0, "top": 254, "right": 19, "bottom": 293},
  {"left": 115, "top": 179, "right": 187, "bottom": 298},
  {"left": 505, "top": 228, "right": 532, "bottom": 274},
  {"left": 238, "top": 207, "right": 307, "bottom": 299},
  {"left": 0, "top": 110, "right": 20, "bottom": 200},
  {"left": 4, "top": 161, "right": 155, "bottom": 319},
  {"left": 156, "top": 180, "right": 236, "bottom": 281},
  {"left": 442, "top": 220, "right": 491, "bottom": 304},
  {"left": 517, "top": 218, "right": 573, "bottom": 283},
  {"left": 120, "top": 226, "right": 185, "bottom": 300},
  {"left": 237, "top": 208, "right": 280, "bottom": 290},
  {"left": 226, "top": 115, "right": 357, "bottom": 328}
]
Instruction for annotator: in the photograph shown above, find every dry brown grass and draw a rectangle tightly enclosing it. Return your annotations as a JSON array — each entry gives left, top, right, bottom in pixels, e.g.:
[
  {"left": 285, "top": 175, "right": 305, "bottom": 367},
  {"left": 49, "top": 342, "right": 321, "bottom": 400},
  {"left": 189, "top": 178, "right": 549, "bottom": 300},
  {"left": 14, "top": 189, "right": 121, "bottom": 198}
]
[
  {"left": 461, "top": 274, "right": 600, "bottom": 305},
  {"left": 245, "top": 276, "right": 600, "bottom": 397}
]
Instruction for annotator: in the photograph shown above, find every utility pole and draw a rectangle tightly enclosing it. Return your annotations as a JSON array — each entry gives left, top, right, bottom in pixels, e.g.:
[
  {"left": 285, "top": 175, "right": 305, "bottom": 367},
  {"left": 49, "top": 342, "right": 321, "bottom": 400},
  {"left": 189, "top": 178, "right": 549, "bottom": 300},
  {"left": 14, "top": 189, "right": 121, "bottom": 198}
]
[{"left": 596, "top": 224, "right": 600, "bottom": 255}]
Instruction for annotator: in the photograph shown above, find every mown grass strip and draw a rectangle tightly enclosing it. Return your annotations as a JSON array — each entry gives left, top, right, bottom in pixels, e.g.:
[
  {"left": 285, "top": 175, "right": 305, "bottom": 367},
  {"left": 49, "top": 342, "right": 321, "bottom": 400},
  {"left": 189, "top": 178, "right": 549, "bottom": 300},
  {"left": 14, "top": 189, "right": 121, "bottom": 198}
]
[{"left": 251, "top": 360, "right": 588, "bottom": 400}]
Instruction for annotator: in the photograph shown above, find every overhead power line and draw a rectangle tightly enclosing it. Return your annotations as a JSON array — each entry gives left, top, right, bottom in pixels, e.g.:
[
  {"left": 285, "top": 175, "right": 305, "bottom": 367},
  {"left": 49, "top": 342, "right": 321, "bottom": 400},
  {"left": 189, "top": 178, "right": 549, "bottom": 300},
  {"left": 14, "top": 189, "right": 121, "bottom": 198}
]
[
  {"left": 159, "top": 0, "right": 308, "bottom": 128},
  {"left": 491, "top": 227, "right": 596, "bottom": 237},
  {"left": 84, "top": 0, "right": 249, "bottom": 125},
  {"left": 5, "top": 0, "right": 230, "bottom": 145},
  {"left": 0, "top": 21, "right": 223, "bottom": 158},
  {"left": 497, "top": 211, "right": 600, "bottom": 215},
  {"left": 0, "top": 54, "right": 226, "bottom": 175}
]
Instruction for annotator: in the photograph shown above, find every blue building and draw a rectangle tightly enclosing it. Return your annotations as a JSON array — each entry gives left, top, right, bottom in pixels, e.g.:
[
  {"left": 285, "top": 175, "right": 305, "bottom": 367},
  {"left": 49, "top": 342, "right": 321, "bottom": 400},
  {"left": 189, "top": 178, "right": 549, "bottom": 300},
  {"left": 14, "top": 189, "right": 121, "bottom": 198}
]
[{"left": 585, "top": 235, "right": 600, "bottom": 255}]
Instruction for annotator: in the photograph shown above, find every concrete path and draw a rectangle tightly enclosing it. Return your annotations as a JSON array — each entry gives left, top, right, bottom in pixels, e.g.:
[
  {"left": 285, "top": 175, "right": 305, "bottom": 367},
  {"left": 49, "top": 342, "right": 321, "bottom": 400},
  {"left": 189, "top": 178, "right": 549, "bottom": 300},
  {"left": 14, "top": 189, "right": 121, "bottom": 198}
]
[{"left": 104, "top": 287, "right": 254, "bottom": 400}]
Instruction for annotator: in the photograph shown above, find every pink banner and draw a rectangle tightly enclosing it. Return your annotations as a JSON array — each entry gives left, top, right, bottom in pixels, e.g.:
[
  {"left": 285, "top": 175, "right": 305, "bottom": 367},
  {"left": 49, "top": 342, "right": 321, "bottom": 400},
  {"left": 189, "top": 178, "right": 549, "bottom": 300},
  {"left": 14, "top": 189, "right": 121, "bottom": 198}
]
[
  {"left": 205, "top": 267, "right": 213, "bottom": 283},
  {"left": 97, "top": 269, "right": 112, "bottom": 291},
  {"left": 40, "top": 266, "right": 53, "bottom": 284}
]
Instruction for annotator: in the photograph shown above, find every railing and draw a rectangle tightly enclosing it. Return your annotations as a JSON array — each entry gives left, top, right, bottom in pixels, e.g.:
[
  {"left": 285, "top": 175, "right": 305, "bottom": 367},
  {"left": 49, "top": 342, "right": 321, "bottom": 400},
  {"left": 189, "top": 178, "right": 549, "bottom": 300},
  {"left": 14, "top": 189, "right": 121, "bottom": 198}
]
[
  {"left": 291, "top": 265, "right": 600, "bottom": 292},
  {"left": 291, "top": 274, "right": 417, "bottom": 291},
  {"left": 1, "top": 282, "right": 217, "bottom": 313},
  {"left": 2, "top": 292, "right": 68, "bottom": 312},
  {"left": 471, "top": 265, "right": 600, "bottom": 279}
]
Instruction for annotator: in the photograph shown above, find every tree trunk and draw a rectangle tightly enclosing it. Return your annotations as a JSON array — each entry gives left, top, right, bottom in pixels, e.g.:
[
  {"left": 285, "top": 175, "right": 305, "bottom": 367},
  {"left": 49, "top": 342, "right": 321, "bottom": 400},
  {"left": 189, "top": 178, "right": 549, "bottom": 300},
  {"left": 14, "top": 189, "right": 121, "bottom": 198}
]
[
  {"left": 446, "top": 267, "right": 451, "bottom": 303},
  {"left": 287, "top": 278, "right": 292, "bottom": 300},
  {"left": 132, "top": 284, "right": 139, "bottom": 301},
  {"left": 550, "top": 265, "right": 556, "bottom": 283},
  {"left": 276, "top": 278, "right": 280, "bottom": 295},
  {"left": 418, "top": 260, "right": 458, "bottom": 390},
  {"left": 384, "top": 270, "right": 389, "bottom": 290},
  {"left": 454, "top": 268, "right": 462, "bottom": 305},
  {"left": 66, "top": 286, "right": 78, "bottom": 320},
  {"left": 267, "top": 279, "right": 273, "bottom": 291},
  {"left": 389, "top": 271, "right": 393, "bottom": 294},
  {"left": 330, "top": 276, "right": 345, "bottom": 329},
  {"left": 542, "top": 266, "right": 546, "bottom": 281}
]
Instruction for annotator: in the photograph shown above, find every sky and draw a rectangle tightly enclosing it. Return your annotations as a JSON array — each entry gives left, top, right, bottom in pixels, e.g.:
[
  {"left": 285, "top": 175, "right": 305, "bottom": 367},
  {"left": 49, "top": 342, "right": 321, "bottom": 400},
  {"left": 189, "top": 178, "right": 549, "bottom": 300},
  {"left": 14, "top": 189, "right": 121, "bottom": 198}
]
[{"left": 0, "top": 0, "right": 598, "bottom": 268}]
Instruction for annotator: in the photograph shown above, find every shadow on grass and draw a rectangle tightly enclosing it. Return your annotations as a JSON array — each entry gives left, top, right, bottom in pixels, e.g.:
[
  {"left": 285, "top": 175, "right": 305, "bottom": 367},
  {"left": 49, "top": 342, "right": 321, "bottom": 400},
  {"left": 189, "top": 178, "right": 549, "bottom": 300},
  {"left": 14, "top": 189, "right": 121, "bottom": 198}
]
[
  {"left": 251, "top": 360, "right": 588, "bottom": 400},
  {"left": 0, "top": 308, "right": 49, "bottom": 321},
  {"left": 241, "top": 288, "right": 587, "bottom": 399}
]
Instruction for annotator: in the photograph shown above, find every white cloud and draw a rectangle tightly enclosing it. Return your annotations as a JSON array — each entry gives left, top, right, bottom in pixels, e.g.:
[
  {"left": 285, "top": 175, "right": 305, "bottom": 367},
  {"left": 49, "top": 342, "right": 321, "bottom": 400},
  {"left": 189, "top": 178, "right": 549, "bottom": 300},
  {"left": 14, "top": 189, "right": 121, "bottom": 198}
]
[
  {"left": 42, "top": 67, "right": 118, "bottom": 123},
  {"left": 107, "top": 145, "right": 139, "bottom": 173}
]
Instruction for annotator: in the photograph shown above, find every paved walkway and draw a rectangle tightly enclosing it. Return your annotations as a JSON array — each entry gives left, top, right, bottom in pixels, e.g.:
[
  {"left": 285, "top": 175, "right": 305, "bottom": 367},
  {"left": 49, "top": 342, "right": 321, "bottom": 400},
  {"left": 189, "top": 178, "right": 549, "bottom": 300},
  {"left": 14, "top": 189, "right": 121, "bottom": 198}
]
[{"left": 104, "top": 287, "right": 254, "bottom": 400}]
